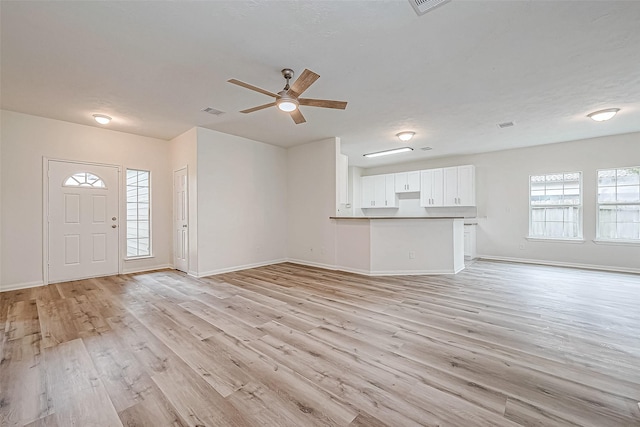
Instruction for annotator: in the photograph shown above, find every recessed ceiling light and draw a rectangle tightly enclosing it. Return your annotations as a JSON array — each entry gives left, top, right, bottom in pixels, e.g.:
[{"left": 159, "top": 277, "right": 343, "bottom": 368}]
[
  {"left": 364, "top": 147, "right": 413, "bottom": 158},
  {"left": 396, "top": 131, "right": 415, "bottom": 142},
  {"left": 93, "top": 114, "right": 112, "bottom": 125},
  {"left": 587, "top": 108, "right": 620, "bottom": 122}
]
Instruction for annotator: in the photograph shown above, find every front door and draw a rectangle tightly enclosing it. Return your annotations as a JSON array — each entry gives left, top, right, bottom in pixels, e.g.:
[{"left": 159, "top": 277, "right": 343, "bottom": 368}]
[
  {"left": 174, "top": 167, "right": 188, "bottom": 272},
  {"left": 48, "top": 160, "right": 120, "bottom": 283}
]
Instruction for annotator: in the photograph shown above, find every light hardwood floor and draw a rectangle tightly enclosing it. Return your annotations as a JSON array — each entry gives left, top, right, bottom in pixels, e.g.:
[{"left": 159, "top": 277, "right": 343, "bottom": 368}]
[{"left": 1, "top": 260, "right": 639, "bottom": 426}]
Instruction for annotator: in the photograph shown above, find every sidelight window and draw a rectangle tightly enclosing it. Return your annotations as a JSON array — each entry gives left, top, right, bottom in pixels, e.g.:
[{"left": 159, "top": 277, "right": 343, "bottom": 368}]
[{"left": 126, "top": 169, "right": 151, "bottom": 257}]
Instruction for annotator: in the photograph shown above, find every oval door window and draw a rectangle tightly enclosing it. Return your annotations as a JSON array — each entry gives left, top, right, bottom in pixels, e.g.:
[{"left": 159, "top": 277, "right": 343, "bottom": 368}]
[{"left": 63, "top": 172, "right": 107, "bottom": 188}]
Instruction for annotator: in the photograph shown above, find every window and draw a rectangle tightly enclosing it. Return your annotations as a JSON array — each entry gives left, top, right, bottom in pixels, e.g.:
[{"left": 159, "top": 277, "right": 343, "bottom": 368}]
[
  {"left": 529, "top": 172, "right": 582, "bottom": 239},
  {"left": 63, "top": 172, "right": 106, "bottom": 188},
  {"left": 126, "top": 169, "right": 150, "bottom": 257},
  {"left": 597, "top": 167, "right": 640, "bottom": 241}
]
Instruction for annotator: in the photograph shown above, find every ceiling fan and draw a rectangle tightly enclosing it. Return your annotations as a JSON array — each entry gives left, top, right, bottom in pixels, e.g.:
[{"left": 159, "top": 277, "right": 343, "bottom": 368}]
[{"left": 228, "top": 68, "right": 347, "bottom": 124}]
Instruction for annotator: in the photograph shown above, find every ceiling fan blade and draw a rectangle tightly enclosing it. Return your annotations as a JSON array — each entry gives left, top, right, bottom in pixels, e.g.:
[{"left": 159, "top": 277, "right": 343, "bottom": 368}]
[
  {"left": 240, "top": 102, "right": 276, "bottom": 114},
  {"left": 290, "top": 109, "right": 306, "bottom": 124},
  {"left": 299, "top": 98, "right": 348, "bottom": 110},
  {"left": 288, "top": 69, "right": 320, "bottom": 98},
  {"left": 228, "top": 79, "right": 277, "bottom": 98}
]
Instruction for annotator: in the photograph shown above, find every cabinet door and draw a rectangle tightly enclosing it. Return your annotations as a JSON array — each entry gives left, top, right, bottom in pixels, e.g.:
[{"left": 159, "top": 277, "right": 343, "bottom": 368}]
[
  {"left": 420, "top": 170, "right": 432, "bottom": 207},
  {"left": 457, "top": 165, "right": 475, "bottom": 206},
  {"left": 443, "top": 167, "right": 459, "bottom": 206},
  {"left": 394, "top": 172, "right": 408, "bottom": 193},
  {"left": 361, "top": 176, "right": 375, "bottom": 208},
  {"left": 420, "top": 169, "right": 443, "bottom": 206},
  {"left": 373, "top": 175, "right": 386, "bottom": 207},
  {"left": 407, "top": 171, "right": 421, "bottom": 192},
  {"left": 384, "top": 174, "right": 397, "bottom": 207},
  {"left": 431, "top": 168, "right": 444, "bottom": 206}
]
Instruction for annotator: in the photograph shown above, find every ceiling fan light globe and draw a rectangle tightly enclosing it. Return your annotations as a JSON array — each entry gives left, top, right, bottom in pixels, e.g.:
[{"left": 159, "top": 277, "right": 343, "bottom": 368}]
[{"left": 277, "top": 100, "right": 298, "bottom": 112}]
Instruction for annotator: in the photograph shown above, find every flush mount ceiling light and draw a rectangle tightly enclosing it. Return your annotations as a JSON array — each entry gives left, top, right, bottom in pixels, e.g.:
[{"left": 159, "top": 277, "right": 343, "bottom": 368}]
[
  {"left": 276, "top": 92, "right": 299, "bottom": 112},
  {"left": 364, "top": 147, "right": 413, "bottom": 158},
  {"left": 93, "top": 114, "right": 112, "bottom": 125},
  {"left": 396, "top": 131, "right": 415, "bottom": 142},
  {"left": 587, "top": 108, "right": 620, "bottom": 122}
]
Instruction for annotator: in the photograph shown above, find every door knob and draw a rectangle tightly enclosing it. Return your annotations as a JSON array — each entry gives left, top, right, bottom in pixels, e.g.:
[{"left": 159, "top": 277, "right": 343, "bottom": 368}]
[
  {"left": 111, "top": 225, "right": 117, "bottom": 228},
  {"left": 112, "top": 217, "right": 117, "bottom": 221},
  {"left": 182, "top": 224, "right": 188, "bottom": 228}
]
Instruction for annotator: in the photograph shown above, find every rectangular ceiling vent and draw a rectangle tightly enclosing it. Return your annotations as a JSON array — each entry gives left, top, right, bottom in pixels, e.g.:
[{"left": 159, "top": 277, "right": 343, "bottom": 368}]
[
  {"left": 201, "top": 107, "right": 225, "bottom": 116},
  {"left": 409, "top": 0, "right": 451, "bottom": 16},
  {"left": 498, "top": 121, "right": 515, "bottom": 129}
]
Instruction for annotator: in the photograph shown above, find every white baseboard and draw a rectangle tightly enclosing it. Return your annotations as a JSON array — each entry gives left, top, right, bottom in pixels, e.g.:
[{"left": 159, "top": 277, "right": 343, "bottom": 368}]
[
  {"left": 290, "top": 259, "right": 465, "bottom": 276},
  {"left": 334, "top": 265, "right": 371, "bottom": 276},
  {"left": 0, "top": 280, "right": 45, "bottom": 293},
  {"left": 478, "top": 255, "right": 640, "bottom": 275},
  {"left": 122, "top": 264, "right": 174, "bottom": 275},
  {"left": 368, "top": 268, "right": 462, "bottom": 276},
  {"left": 196, "top": 259, "right": 288, "bottom": 278},
  {"left": 286, "top": 258, "right": 338, "bottom": 271}
]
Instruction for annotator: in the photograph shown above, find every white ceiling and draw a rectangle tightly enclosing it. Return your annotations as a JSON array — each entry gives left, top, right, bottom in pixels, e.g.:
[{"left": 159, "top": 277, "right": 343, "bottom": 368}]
[{"left": 2, "top": 1, "right": 639, "bottom": 168}]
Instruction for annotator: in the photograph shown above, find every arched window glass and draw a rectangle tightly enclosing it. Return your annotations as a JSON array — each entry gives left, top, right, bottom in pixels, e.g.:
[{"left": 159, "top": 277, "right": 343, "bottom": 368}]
[{"left": 63, "top": 172, "right": 106, "bottom": 188}]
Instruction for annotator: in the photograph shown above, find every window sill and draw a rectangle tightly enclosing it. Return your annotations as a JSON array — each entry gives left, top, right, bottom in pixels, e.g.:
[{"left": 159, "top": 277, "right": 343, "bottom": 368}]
[
  {"left": 593, "top": 239, "right": 640, "bottom": 247},
  {"left": 526, "top": 237, "right": 585, "bottom": 244},
  {"left": 124, "top": 255, "right": 155, "bottom": 261}
]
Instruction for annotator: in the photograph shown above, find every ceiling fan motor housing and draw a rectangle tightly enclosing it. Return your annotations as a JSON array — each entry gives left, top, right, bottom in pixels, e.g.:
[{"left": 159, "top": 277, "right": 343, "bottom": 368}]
[{"left": 281, "top": 68, "right": 295, "bottom": 80}]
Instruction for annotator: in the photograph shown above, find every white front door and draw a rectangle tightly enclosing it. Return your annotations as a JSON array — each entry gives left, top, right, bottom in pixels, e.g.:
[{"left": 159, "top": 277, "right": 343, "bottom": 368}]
[
  {"left": 48, "top": 160, "right": 120, "bottom": 283},
  {"left": 174, "top": 167, "right": 188, "bottom": 272}
]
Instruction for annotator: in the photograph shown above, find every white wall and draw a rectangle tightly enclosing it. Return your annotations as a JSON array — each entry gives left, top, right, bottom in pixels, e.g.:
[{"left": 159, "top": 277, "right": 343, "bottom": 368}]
[
  {"left": 369, "top": 219, "right": 464, "bottom": 275},
  {"left": 195, "top": 128, "right": 287, "bottom": 276},
  {"left": 287, "top": 137, "right": 339, "bottom": 268},
  {"left": 0, "top": 110, "right": 172, "bottom": 290},
  {"left": 169, "top": 127, "right": 199, "bottom": 276},
  {"left": 365, "top": 132, "right": 640, "bottom": 273}
]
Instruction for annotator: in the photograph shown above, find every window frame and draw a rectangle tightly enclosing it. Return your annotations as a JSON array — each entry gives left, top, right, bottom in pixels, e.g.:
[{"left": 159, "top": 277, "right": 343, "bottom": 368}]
[
  {"left": 125, "top": 168, "right": 152, "bottom": 259},
  {"left": 528, "top": 171, "right": 584, "bottom": 241},
  {"left": 596, "top": 166, "right": 640, "bottom": 244}
]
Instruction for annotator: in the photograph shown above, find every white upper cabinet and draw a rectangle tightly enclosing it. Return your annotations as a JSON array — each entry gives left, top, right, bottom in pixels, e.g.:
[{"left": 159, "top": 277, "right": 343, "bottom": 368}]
[
  {"left": 361, "top": 174, "right": 397, "bottom": 208},
  {"left": 363, "top": 165, "right": 474, "bottom": 210},
  {"left": 457, "top": 165, "right": 476, "bottom": 206},
  {"left": 443, "top": 165, "right": 475, "bottom": 206},
  {"left": 420, "top": 168, "right": 444, "bottom": 207},
  {"left": 395, "top": 171, "right": 421, "bottom": 193}
]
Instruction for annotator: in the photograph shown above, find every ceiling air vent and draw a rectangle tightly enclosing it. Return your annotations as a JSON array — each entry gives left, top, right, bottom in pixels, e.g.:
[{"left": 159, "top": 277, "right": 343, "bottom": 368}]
[
  {"left": 498, "top": 121, "right": 515, "bottom": 129},
  {"left": 409, "top": 0, "right": 451, "bottom": 16},
  {"left": 201, "top": 107, "right": 225, "bottom": 116}
]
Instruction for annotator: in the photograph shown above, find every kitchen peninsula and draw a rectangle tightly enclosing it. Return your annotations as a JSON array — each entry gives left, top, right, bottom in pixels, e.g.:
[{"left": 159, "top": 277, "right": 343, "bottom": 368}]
[{"left": 330, "top": 217, "right": 465, "bottom": 276}]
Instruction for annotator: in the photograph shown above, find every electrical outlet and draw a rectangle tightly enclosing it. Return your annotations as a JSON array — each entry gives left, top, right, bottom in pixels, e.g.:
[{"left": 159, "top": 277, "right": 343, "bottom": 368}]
[{"left": 409, "top": 251, "right": 416, "bottom": 259}]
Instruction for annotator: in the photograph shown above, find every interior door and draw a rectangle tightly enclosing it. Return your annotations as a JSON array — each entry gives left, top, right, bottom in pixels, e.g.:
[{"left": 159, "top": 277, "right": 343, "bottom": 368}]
[
  {"left": 174, "top": 167, "right": 188, "bottom": 272},
  {"left": 48, "top": 160, "right": 119, "bottom": 283}
]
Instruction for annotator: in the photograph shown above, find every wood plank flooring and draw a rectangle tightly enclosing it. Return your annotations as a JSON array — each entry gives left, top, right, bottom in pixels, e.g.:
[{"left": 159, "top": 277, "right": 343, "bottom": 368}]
[{"left": 1, "top": 260, "right": 639, "bottom": 426}]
